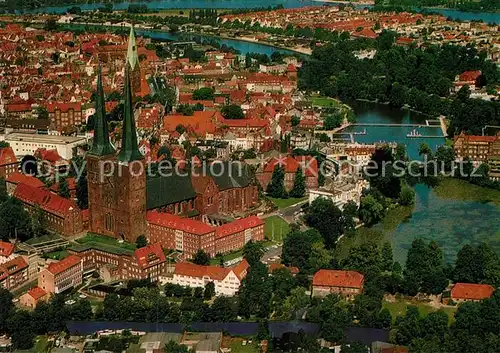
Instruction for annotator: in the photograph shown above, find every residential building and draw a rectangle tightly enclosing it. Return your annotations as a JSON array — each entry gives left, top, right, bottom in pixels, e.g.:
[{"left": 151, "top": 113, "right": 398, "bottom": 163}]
[
  {"left": 0, "top": 256, "right": 29, "bottom": 290},
  {"left": 0, "top": 241, "right": 16, "bottom": 265},
  {"left": 312, "top": 269, "right": 364, "bottom": 299},
  {"left": 181, "top": 332, "right": 222, "bottom": 353},
  {"left": 309, "top": 178, "right": 369, "bottom": 209},
  {"left": 165, "top": 260, "right": 249, "bottom": 296},
  {"left": 453, "top": 133, "right": 499, "bottom": 162},
  {"left": 38, "top": 255, "right": 83, "bottom": 294},
  {"left": 46, "top": 102, "right": 84, "bottom": 130},
  {"left": 13, "top": 183, "right": 85, "bottom": 237},
  {"left": 147, "top": 211, "right": 264, "bottom": 260},
  {"left": 444, "top": 283, "right": 495, "bottom": 304},
  {"left": 0, "top": 147, "right": 19, "bottom": 179},
  {"left": 19, "top": 286, "right": 48, "bottom": 309},
  {"left": 67, "top": 242, "right": 170, "bottom": 281}
]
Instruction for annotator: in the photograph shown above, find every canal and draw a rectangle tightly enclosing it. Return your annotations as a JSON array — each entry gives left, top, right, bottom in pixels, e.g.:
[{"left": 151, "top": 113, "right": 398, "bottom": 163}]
[{"left": 345, "top": 100, "right": 500, "bottom": 264}]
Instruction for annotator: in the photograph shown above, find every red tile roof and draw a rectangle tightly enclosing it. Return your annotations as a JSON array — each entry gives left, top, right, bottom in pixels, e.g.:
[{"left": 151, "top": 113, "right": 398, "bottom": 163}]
[
  {"left": 215, "top": 216, "right": 264, "bottom": 239},
  {"left": 134, "top": 243, "right": 166, "bottom": 270},
  {"left": 450, "top": 283, "right": 495, "bottom": 301},
  {"left": 174, "top": 262, "right": 229, "bottom": 281},
  {"left": 147, "top": 211, "right": 214, "bottom": 236},
  {"left": 7, "top": 172, "right": 45, "bottom": 188},
  {"left": 0, "top": 147, "right": 17, "bottom": 166},
  {"left": 230, "top": 259, "right": 249, "bottom": 280},
  {"left": 268, "top": 263, "right": 299, "bottom": 274},
  {"left": 49, "top": 177, "right": 76, "bottom": 193},
  {"left": 459, "top": 70, "right": 481, "bottom": 83},
  {"left": 14, "top": 183, "right": 79, "bottom": 217},
  {"left": 312, "top": 269, "right": 364, "bottom": 289},
  {"left": 46, "top": 255, "right": 81, "bottom": 276},
  {"left": 27, "top": 286, "right": 47, "bottom": 300},
  {"left": 34, "top": 148, "right": 63, "bottom": 163},
  {"left": 0, "top": 256, "right": 28, "bottom": 282},
  {"left": 263, "top": 155, "right": 318, "bottom": 176},
  {"left": 0, "top": 241, "right": 15, "bottom": 258}
]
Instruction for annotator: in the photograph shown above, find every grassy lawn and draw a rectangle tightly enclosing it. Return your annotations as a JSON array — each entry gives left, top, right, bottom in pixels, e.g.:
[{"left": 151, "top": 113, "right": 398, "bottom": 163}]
[
  {"left": 210, "top": 249, "right": 244, "bottom": 265},
  {"left": 227, "top": 338, "right": 260, "bottom": 353},
  {"left": 76, "top": 233, "right": 136, "bottom": 252},
  {"left": 311, "top": 96, "right": 340, "bottom": 108},
  {"left": 265, "top": 216, "right": 290, "bottom": 242},
  {"left": 269, "top": 196, "right": 307, "bottom": 209},
  {"left": 434, "top": 177, "right": 500, "bottom": 206},
  {"left": 33, "top": 336, "right": 51, "bottom": 353},
  {"left": 383, "top": 299, "right": 457, "bottom": 323}
]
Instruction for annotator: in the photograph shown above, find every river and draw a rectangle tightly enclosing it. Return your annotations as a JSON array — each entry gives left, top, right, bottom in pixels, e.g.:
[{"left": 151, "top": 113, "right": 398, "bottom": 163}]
[
  {"left": 344, "top": 100, "right": 500, "bottom": 264},
  {"left": 21, "top": 0, "right": 500, "bottom": 24}
]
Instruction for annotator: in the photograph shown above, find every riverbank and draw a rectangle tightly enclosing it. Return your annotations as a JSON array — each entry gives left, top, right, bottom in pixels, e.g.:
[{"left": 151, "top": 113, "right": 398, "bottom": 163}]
[{"left": 434, "top": 177, "right": 500, "bottom": 206}]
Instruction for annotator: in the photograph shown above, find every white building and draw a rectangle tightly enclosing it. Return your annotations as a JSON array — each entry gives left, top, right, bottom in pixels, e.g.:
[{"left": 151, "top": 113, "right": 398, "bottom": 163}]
[
  {"left": 5, "top": 133, "right": 87, "bottom": 160},
  {"left": 309, "top": 178, "right": 369, "bottom": 210},
  {"left": 164, "top": 260, "right": 249, "bottom": 297}
]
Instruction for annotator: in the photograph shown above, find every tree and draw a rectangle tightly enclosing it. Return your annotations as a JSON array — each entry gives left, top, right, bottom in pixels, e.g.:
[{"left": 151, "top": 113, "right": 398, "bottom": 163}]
[
  {"left": 291, "top": 115, "right": 301, "bottom": 127},
  {"left": 36, "top": 107, "right": 49, "bottom": 120},
  {"left": 243, "top": 241, "right": 264, "bottom": 266},
  {"left": 358, "top": 195, "right": 384, "bottom": 226},
  {"left": 282, "top": 228, "right": 321, "bottom": 272},
  {"left": 399, "top": 184, "right": 416, "bottom": 206},
  {"left": 204, "top": 281, "right": 215, "bottom": 299},
  {"left": 192, "top": 249, "right": 211, "bottom": 265},
  {"left": 381, "top": 242, "right": 394, "bottom": 272},
  {"left": 307, "top": 294, "right": 350, "bottom": 343},
  {"left": 395, "top": 143, "right": 408, "bottom": 161},
  {"left": 192, "top": 87, "right": 214, "bottom": 100},
  {"left": 394, "top": 306, "right": 421, "bottom": 345},
  {"left": 266, "top": 165, "right": 287, "bottom": 198},
  {"left": 135, "top": 235, "right": 148, "bottom": 248},
  {"left": 454, "top": 243, "right": 500, "bottom": 286},
  {"left": 404, "top": 240, "right": 448, "bottom": 295},
  {"left": 58, "top": 177, "right": 70, "bottom": 198},
  {"left": 289, "top": 168, "right": 306, "bottom": 198},
  {"left": 305, "top": 197, "right": 345, "bottom": 249},
  {"left": 0, "top": 288, "right": 13, "bottom": 334},
  {"left": 324, "top": 113, "right": 343, "bottom": 130},
  {"left": 435, "top": 145, "right": 455, "bottom": 172},
  {"left": 221, "top": 104, "right": 244, "bottom": 119},
  {"left": 68, "top": 299, "right": 93, "bottom": 321},
  {"left": 343, "top": 200, "right": 358, "bottom": 230},
  {"left": 0, "top": 197, "right": 33, "bottom": 241},
  {"left": 238, "top": 262, "right": 272, "bottom": 318},
  {"left": 340, "top": 343, "right": 369, "bottom": 353},
  {"left": 418, "top": 143, "right": 433, "bottom": 158},
  {"left": 165, "top": 341, "right": 190, "bottom": 353},
  {"left": 7, "top": 310, "right": 36, "bottom": 349},
  {"left": 209, "top": 296, "right": 237, "bottom": 322}
]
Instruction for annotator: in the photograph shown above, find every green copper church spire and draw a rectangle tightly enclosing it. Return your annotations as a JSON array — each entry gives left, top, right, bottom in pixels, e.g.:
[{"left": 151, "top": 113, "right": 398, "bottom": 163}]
[
  {"left": 117, "top": 65, "right": 143, "bottom": 163},
  {"left": 89, "top": 65, "right": 115, "bottom": 156},
  {"left": 126, "top": 26, "right": 139, "bottom": 71}
]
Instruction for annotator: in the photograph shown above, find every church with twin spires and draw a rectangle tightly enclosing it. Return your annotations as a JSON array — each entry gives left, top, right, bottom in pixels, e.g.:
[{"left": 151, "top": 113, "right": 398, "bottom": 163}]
[{"left": 86, "top": 27, "right": 147, "bottom": 243}]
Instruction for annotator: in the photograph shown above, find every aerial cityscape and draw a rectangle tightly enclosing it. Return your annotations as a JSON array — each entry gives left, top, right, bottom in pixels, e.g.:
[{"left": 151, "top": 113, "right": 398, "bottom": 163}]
[{"left": 0, "top": 0, "right": 499, "bottom": 353}]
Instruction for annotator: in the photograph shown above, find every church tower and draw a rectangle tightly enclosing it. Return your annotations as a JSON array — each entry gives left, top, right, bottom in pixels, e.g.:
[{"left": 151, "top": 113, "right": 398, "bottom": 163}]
[
  {"left": 113, "top": 64, "right": 147, "bottom": 242},
  {"left": 87, "top": 65, "right": 117, "bottom": 237},
  {"left": 127, "top": 26, "right": 142, "bottom": 96}
]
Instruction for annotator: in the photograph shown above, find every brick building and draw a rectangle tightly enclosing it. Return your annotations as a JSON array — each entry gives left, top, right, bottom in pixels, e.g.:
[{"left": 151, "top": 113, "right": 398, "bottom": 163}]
[
  {"left": 46, "top": 102, "right": 84, "bottom": 129},
  {"left": 6, "top": 172, "right": 45, "bottom": 196},
  {"left": 68, "top": 242, "right": 169, "bottom": 282},
  {"left": 166, "top": 260, "right": 249, "bottom": 296},
  {"left": 147, "top": 211, "right": 264, "bottom": 260},
  {"left": 453, "top": 133, "right": 499, "bottom": 162},
  {"left": 38, "top": 255, "right": 83, "bottom": 294},
  {"left": 20, "top": 286, "right": 48, "bottom": 309},
  {"left": 312, "top": 269, "right": 364, "bottom": 299},
  {"left": 257, "top": 155, "right": 319, "bottom": 192},
  {"left": 0, "top": 147, "right": 19, "bottom": 180},
  {"left": 13, "top": 183, "right": 85, "bottom": 236},
  {"left": 0, "top": 256, "right": 29, "bottom": 290}
]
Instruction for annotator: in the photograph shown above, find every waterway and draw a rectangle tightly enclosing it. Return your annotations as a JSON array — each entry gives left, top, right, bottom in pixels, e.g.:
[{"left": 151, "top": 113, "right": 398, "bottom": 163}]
[
  {"left": 21, "top": 0, "right": 500, "bottom": 24},
  {"left": 344, "top": 100, "right": 500, "bottom": 264}
]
